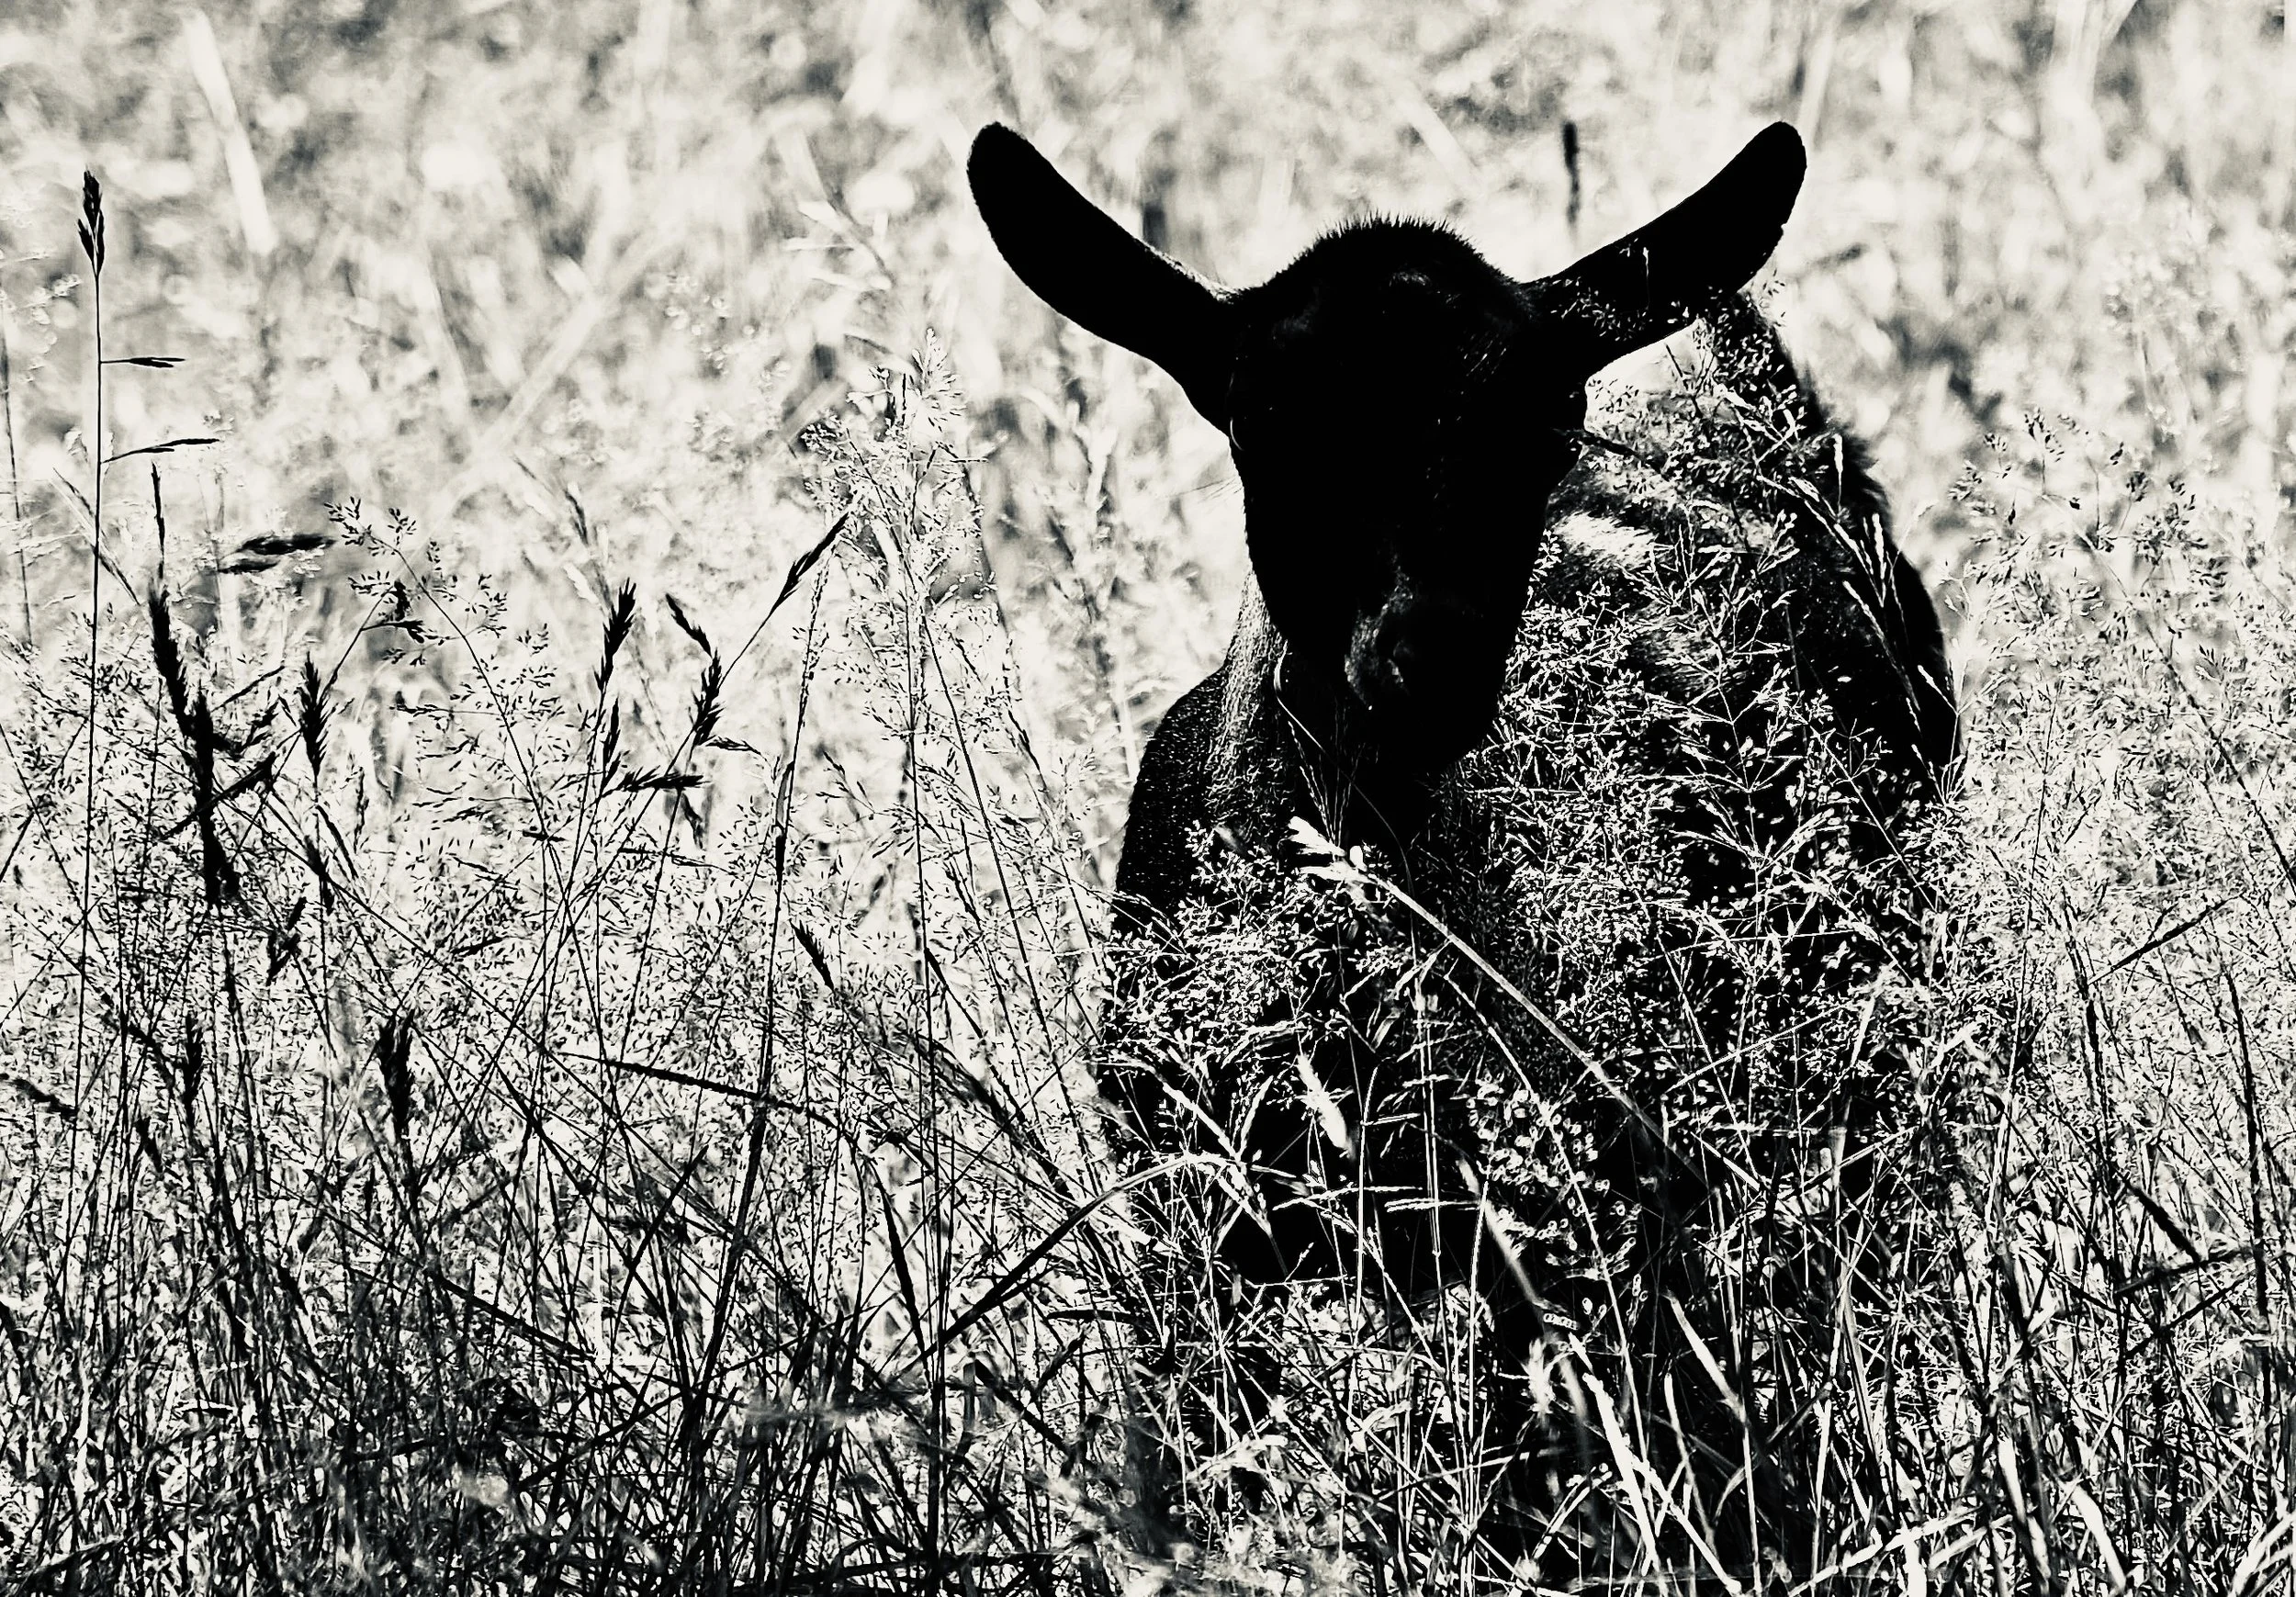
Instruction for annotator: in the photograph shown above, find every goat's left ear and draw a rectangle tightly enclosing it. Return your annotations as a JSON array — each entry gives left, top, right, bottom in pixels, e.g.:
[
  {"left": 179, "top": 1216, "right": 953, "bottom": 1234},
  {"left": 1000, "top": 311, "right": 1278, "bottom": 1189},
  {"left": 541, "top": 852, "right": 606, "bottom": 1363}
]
[
  {"left": 1524, "top": 122, "right": 1806, "bottom": 380},
  {"left": 970, "top": 125, "right": 1235, "bottom": 426}
]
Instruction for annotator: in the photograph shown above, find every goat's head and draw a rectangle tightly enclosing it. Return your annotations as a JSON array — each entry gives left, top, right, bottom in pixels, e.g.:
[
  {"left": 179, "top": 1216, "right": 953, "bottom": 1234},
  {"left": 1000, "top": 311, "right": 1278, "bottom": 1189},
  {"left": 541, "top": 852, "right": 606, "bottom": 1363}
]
[{"left": 971, "top": 123, "right": 1805, "bottom": 787}]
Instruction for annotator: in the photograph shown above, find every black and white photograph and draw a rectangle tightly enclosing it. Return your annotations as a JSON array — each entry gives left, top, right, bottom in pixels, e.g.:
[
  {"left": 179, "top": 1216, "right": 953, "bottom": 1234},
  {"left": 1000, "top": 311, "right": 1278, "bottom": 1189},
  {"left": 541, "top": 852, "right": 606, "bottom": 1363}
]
[{"left": 0, "top": 0, "right": 2291, "bottom": 1590}]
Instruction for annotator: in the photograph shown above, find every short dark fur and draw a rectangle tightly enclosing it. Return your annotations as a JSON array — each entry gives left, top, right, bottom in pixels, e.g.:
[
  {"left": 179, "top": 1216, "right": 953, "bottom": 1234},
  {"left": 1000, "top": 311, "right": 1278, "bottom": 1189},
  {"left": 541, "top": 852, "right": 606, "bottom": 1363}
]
[{"left": 972, "top": 122, "right": 1956, "bottom": 1570}]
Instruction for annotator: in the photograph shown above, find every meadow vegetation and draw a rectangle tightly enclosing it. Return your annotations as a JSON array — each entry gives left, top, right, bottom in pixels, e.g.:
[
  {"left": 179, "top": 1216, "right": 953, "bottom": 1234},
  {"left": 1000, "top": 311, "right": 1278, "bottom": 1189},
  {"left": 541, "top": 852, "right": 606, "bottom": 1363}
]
[{"left": 0, "top": 0, "right": 2292, "bottom": 1590}]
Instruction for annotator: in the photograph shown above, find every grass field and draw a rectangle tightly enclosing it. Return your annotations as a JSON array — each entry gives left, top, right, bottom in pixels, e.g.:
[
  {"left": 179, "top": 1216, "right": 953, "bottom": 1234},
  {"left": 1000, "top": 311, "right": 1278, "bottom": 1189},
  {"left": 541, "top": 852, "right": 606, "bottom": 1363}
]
[{"left": 2, "top": 0, "right": 2293, "bottom": 1590}]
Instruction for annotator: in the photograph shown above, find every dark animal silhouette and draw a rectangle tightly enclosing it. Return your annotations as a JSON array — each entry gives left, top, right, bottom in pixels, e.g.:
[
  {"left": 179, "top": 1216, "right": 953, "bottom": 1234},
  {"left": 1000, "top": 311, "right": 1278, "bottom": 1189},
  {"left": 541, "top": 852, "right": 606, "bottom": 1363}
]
[{"left": 971, "top": 121, "right": 1956, "bottom": 1576}]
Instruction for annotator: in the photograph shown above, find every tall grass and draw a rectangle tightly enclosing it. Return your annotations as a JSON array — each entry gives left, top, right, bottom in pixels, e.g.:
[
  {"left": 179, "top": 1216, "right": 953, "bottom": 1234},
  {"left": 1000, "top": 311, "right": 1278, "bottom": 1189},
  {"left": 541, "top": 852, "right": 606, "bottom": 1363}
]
[
  {"left": 7, "top": 186, "right": 2289, "bottom": 1591},
  {"left": 0, "top": 240, "right": 1142, "bottom": 1588}
]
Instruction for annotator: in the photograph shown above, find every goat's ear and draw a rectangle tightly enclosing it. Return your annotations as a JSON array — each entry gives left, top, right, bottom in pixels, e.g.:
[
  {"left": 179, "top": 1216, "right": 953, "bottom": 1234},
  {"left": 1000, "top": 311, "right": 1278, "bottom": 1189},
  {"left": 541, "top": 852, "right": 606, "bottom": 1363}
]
[
  {"left": 1524, "top": 122, "right": 1806, "bottom": 380},
  {"left": 970, "top": 125, "right": 1234, "bottom": 425}
]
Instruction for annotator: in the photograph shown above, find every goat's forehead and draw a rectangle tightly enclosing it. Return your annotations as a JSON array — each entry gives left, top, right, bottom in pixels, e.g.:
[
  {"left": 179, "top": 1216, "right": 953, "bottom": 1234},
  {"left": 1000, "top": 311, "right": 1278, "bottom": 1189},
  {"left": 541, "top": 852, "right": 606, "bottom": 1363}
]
[{"left": 1248, "top": 219, "right": 1522, "bottom": 328}]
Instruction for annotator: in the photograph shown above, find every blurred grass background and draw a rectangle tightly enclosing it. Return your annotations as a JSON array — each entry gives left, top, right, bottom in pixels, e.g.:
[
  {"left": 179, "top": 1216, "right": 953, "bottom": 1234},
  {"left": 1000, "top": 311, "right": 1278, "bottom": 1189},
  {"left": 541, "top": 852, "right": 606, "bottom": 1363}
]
[{"left": 2, "top": 0, "right": 2295, "bottom": 1591}]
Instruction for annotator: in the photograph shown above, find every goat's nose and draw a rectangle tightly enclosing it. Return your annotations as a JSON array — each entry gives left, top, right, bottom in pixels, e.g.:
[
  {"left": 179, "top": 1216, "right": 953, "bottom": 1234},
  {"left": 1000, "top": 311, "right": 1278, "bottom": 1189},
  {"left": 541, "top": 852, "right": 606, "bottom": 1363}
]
[{"left": 1366, "top": 599, "right": 1475, "bottom": 704}]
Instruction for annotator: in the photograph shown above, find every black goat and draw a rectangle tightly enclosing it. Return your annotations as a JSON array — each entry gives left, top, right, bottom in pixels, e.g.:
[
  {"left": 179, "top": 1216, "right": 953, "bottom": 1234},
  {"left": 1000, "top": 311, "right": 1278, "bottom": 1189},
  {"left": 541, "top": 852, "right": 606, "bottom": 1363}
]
[{"left": 972, "top": 122, "right": 1956, "bottom": 1575}]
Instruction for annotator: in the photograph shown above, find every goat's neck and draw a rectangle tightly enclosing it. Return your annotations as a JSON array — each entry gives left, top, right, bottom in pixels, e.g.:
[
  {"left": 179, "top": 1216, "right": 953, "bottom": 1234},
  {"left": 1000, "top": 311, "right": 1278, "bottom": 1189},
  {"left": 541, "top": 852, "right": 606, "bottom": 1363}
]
[{"left": 1206, "top": 574, "right": 1423, "bottom": 860}]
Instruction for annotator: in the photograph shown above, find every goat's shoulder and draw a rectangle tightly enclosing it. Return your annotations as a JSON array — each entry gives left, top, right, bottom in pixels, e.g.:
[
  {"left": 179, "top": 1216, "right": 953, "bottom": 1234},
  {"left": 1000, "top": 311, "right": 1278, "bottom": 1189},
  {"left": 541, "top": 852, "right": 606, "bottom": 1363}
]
[{"left": 1540, "top": 297, "right": 1954, "bottom": 790}]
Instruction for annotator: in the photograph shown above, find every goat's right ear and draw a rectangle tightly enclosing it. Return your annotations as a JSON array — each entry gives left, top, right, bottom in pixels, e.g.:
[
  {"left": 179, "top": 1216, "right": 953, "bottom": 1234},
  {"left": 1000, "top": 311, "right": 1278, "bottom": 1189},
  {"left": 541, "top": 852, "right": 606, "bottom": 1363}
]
[{"left": 969, "top": 125, "right": 1234, "bottom": 426}]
